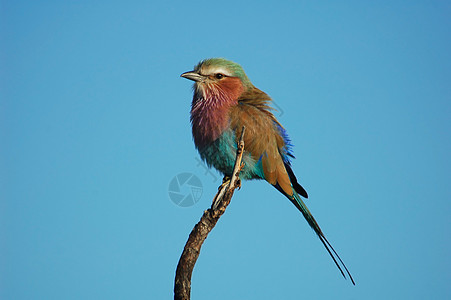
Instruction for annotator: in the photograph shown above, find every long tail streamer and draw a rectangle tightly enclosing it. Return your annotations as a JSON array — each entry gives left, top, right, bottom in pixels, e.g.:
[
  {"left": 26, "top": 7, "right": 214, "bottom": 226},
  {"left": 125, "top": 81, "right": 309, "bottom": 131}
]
[{"left": 292, "top": 192, "right": 355, "bottom": 285}]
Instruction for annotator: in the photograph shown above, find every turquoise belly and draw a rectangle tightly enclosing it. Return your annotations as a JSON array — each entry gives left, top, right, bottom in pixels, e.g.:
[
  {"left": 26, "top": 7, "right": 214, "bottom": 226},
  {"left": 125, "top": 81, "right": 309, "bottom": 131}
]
[{"left": 197, "top": 130, "right": 263, "bottom": 180}]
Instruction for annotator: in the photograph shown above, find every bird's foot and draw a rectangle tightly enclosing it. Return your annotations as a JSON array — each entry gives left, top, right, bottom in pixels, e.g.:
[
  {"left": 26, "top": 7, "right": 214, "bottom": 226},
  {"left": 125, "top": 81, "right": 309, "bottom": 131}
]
[
  {"left": 217, "top": 176, "right": 230, "bottom": 192},
  {"left": 236, "top": 162, "right": 245, "bottom": 190},
  {"left": 212, "top": 177, "right": 231, "bottom": 209},
  {"left": 235, "top": 178, "right": 242, "bottom": 190},
  {"left": 222, "top": 176, "right": 231, "bottom": 184}
]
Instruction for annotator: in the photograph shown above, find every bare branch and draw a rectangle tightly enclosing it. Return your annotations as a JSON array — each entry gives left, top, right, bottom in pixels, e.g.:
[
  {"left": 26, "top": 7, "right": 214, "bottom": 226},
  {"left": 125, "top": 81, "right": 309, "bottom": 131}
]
[{"left": 174, "top": 126, "right": 246, "bottom": 300}]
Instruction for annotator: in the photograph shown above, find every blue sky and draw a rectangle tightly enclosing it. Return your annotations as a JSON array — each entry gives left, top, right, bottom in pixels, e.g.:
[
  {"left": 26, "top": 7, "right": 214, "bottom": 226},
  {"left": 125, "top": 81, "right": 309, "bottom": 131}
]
[{"left": 2, "top": 1, "right": 450, "bottom": 299}]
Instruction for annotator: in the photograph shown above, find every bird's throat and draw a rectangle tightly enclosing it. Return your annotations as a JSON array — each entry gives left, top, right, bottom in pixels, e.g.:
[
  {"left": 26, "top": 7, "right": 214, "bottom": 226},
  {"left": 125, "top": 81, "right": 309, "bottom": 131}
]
[{"left": 190, "top": 90, "right": 236, "bottom": 149}]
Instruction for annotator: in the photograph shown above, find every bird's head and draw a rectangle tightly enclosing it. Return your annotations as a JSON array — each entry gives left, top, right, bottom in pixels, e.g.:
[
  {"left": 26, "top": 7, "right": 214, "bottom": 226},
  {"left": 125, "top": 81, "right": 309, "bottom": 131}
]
[{"left": 181, "top": 58, "right": 252, "bottom": 101}]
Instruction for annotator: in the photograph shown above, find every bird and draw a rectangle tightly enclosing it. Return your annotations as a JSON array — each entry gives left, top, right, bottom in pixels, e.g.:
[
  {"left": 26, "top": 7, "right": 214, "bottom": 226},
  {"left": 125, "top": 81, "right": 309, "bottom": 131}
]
[{"left": 181, "top": 58, "right": 355, "bottom": 285}]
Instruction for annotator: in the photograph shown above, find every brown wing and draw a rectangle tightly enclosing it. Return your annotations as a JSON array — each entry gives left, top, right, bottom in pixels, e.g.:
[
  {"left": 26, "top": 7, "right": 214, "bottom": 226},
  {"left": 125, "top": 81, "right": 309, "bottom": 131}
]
[{"left": 229, "top": 88, "right": 294, "bottom": 197}]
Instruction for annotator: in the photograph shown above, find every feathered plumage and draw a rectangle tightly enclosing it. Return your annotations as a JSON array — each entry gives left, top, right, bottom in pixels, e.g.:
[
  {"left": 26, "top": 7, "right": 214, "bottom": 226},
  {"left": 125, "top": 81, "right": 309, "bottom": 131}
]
[{"left": 181, "top": 58, "right": 354, "bottom": 285}]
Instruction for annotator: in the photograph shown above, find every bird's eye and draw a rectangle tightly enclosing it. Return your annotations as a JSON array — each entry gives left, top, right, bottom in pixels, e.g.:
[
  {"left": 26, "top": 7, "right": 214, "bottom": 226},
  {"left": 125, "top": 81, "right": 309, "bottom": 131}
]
[{"left": 214, "top": 73, "right": 225, "bottom": 79}]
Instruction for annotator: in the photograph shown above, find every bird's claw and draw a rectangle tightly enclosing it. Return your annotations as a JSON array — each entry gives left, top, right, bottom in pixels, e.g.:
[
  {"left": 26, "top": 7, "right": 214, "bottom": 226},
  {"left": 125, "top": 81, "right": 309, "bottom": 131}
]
[
  {"left": 222, "top": 176, "right": 231, "bottom": 184},
  {"left": 236, "top": 178, "right": 242, "bottom": 190}
]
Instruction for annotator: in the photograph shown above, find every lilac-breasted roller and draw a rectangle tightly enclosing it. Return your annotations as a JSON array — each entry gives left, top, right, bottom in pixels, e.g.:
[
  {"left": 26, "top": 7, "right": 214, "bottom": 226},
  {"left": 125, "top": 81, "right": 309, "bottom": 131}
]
[{"left": 181, "top": 58, "right": 354, "bottom": 284}]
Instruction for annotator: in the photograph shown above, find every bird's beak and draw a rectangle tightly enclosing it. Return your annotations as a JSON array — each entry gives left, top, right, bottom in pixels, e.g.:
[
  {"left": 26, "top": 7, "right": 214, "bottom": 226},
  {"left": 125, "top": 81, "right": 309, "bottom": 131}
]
[{"left": 181, "top": 71, "right": 205, "bottom": 82}]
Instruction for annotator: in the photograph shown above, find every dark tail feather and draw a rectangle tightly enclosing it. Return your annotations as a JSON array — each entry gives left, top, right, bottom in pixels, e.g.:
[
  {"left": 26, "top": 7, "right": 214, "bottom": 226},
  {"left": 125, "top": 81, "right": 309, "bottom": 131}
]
[{"left": 284, "top": 163, "right": 308, "bottom": 198}]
